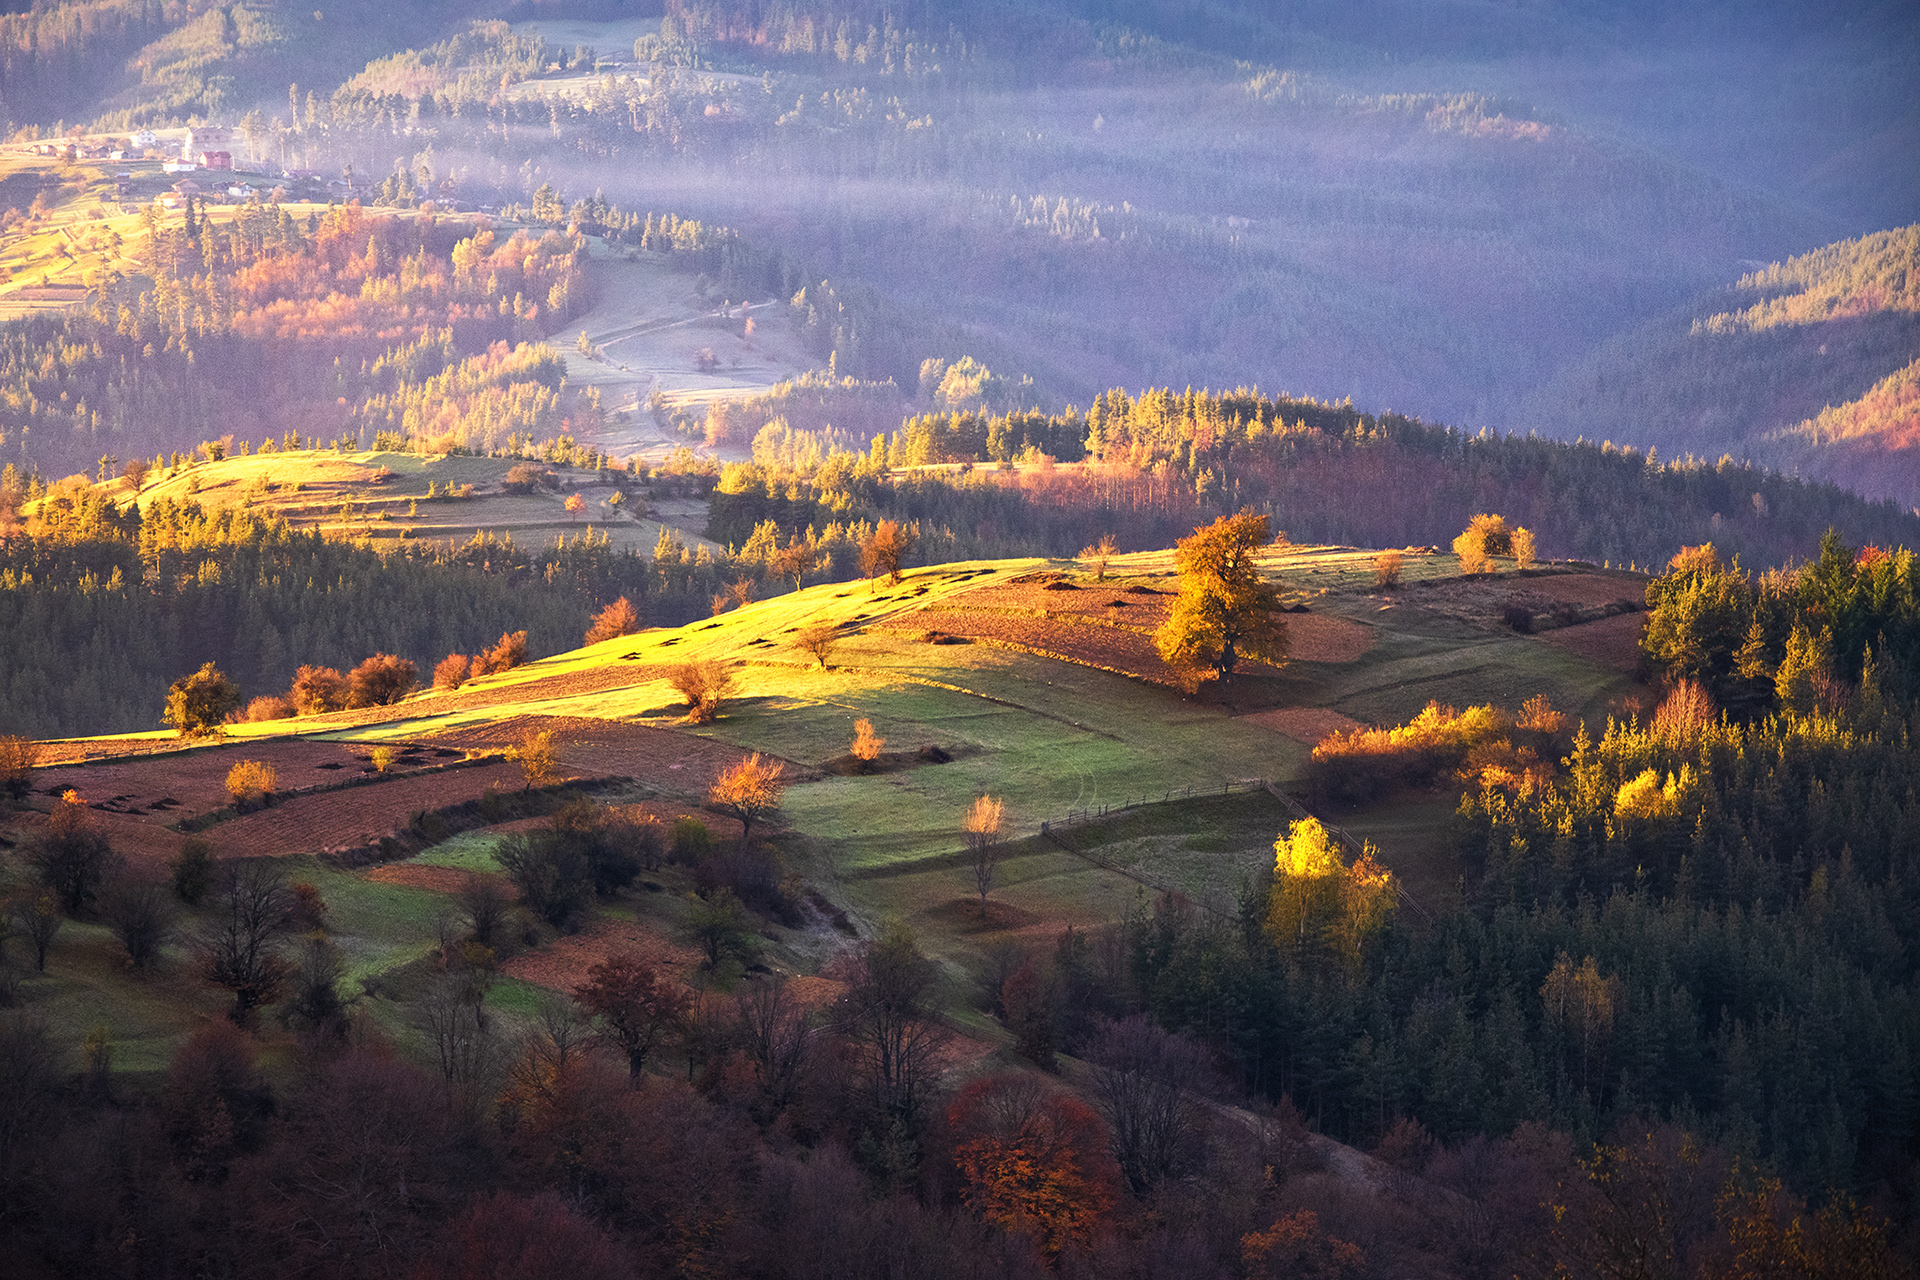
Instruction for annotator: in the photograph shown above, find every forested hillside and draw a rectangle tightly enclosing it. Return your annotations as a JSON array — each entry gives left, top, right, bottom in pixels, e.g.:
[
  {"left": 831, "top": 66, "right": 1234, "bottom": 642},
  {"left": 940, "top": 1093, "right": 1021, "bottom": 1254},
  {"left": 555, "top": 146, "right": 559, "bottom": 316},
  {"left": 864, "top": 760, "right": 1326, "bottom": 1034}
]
[{"left": 1520, "top": 226, "right": 1920, "bottom": 501}]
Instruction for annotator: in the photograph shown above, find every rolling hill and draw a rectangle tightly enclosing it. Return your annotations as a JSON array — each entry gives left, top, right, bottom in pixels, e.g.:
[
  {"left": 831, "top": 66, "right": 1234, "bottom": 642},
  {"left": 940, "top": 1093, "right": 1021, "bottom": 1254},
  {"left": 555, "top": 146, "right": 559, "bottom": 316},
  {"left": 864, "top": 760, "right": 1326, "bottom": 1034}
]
[{"left": 1517, "top": 224, "right": 1920, "bottom": 502}]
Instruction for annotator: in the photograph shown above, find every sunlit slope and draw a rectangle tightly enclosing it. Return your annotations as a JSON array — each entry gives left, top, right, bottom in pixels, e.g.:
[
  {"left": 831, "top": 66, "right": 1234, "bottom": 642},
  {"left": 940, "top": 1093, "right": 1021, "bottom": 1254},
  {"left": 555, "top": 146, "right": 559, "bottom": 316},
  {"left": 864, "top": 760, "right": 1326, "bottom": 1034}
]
[
  {"left": 1518, "top": 225, "right": 1920, "bottom": 500},
  {"left": 147, "top": 547, "right": 1639, "bottom": 870},
  {"left": 117, "top": 449, "right": 711, "bottom": 554}
]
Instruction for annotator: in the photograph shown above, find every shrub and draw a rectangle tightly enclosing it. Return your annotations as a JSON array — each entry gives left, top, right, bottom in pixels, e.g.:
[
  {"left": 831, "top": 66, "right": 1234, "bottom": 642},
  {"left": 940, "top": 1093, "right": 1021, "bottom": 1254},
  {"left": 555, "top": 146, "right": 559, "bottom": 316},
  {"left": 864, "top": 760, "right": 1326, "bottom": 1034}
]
[
  {"left": 172, "top": 838, "right": 214, "bottom": 904},
  {"left": 1373, "top": 549, "right": 1403, "bottom": 590},
  {"left": 1452, "top": 513, "right": 1512, "bottom": 574},
  {"left": 502, "top": 462, "right": 546, "bottom": 494},
  {"left": 0, "top": 734, "right": 37, "bottom": 807},
  {"left": 225, "top": 760, "right": 277, "bottom": 808},
  {"left": 851, "top": 718, "right": 884, "bottom": 768},
  {"left": 585, "top": 597, "right": 641, "bottom": 645},
  {"left": 243, "top": 695, "right": 296, "bottom": 722},
  {"left": 288, "top": 664, "right": 349, "bottom": 715},
  {"left": 347, "top": 654, "right": 417, "bottom": 707},
  {"left": 667, "top": 660, "right": 734, "bottom": 723},
  {"left": 508, "top": 729, "right": 559, "bottom": 788},
  {"left": 30, "top": 791, "right": 117, "bottom": 915},
  {"left": 472, "top": 630, "right": 528, "bottom": 676},
  {"left": 669, "top": 817, "right": 712, "bottom": 864},
  {"left": 433, "top": 653, "right": 471, "bottom": 690},
  {"left": 1307, "top": 702, "right": 1516, "bottom": 803},
  {"left": 369, "top": 746, "right": 395, "bottom": 773},
  {"left": 498, "top": 832, "right": 593, "bottom": 930}
]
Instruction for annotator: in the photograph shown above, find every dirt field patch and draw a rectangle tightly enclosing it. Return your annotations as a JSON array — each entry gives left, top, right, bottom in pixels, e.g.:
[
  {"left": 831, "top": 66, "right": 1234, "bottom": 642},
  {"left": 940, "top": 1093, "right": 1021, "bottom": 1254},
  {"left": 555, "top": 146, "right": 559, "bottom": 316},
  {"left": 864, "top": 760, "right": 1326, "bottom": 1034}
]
[
  {"left": 31, "top": 739, "right": 462, "bottom": 826},
  {"left": 1536, "top": 610, "right": 1648, "bottom": 673},
  {"left": 501, "top": 915, "right": 708, "bottom": 992},
  {"left": 1240, "top": 707, "right": 1366, "bottom": 745},
  {"left": 423, "top": 715, "right": 800, "bottom": 793}
]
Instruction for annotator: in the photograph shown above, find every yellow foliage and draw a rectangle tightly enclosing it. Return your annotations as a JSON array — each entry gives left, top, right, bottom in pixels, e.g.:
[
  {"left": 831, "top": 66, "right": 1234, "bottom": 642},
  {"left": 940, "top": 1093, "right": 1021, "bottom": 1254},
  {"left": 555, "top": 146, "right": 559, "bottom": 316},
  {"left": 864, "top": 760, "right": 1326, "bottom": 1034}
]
[
  {"left": 1612, "top": 766, "right": 1693, "bottom": 821},
  {"left": 225, "top": 759, "right": 277, "bottom": 807},
  {"left": 1269, "top": 817, "right": 1395, "bottom": 964}
]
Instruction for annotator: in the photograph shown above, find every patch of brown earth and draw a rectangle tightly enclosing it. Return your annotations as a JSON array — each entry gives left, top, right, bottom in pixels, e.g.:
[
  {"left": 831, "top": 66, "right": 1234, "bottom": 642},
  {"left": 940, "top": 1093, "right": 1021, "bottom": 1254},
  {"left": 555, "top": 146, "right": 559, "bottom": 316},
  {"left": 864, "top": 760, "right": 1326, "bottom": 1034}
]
[{"left": 1240, "top": 707, "right": 1366, "bottom": 745}]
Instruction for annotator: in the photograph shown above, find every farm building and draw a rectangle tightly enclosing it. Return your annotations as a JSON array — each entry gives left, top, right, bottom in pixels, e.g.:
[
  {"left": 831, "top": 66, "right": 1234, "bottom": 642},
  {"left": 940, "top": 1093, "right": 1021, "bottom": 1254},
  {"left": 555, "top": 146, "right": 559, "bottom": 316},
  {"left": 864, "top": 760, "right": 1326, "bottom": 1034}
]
[{"left": 198, "top": 151, "right": 232, "bottom": 170}]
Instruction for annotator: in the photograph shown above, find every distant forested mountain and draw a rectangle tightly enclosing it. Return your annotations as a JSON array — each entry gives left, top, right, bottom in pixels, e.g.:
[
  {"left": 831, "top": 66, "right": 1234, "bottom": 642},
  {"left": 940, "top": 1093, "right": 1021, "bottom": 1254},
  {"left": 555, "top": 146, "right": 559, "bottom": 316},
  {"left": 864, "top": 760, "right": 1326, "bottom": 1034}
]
[{"left": 1517, "top": 226, "right": 1920, "bottom": 503}]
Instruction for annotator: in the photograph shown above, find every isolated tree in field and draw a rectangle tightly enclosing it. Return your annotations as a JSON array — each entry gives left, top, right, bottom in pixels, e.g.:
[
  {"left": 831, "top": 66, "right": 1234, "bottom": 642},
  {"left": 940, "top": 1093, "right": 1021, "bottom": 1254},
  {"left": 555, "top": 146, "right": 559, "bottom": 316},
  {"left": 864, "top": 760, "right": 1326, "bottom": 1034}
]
[
  {"left": 1154, "top": 510, "right": 1288, "bottom": 685},
  {"left": 1080, "top": 533, "right": 1118, "bottom": 581},
  {"left": 0, "top": 734, "right": 39, "bottom": 807},
  {"left": 708, "top": 753, "right": 786, "bottom": 848},
  {"left": 964, "top": 795, "right": 1005, "bottom": 914},
  {"left": 201, "top": 860, "right": 292, "bottom": 1024},
  {"left": 508, "top": 728, "right": 560, "bottom": 789},
  {"left": 347, "top": 653, "right": 417, "bottom": 707},
  {"left": 31, "top": 790, "right": 116, "bottom": 915},
  {"left": 1452, "top": 513, "right": 1513, "bottom": 573},
  {"left": 572, "top": 949, "right": 690, "bottom": 1083},
  {"left": 289, "top": 664, "right": 349, "bottom": 714},
  {"left": 502, "top": 462, "right": 545, "bottom": 494},
  {"left": 668, "top": 659, "right": 735, "bottom": 722},
  {"left": 584, "top": 596, "right": 641, "bottom": 645},
  {"left": 860, "top": 519, "right": 915, "bottom": 584},
  {"left": 1373, "top": 549, "right": 1403, "bottom": 590},
  {"left": 433, "top": 653, "right": 471, "bottom": 690},
  {"left": 226, "top": 759, "right": 277, "bottom": 809},
  {"left": 564, "top": 493, "right": 587, "bottom": 521},
  {"left": 850, "top": 718, "right": 885, "bottom": 770},
  {"left": 794, "top": 620, "right": 839, "bottom": 668},
  {"left": 164, "top": 662, "right": 242, "bottom": 737}
]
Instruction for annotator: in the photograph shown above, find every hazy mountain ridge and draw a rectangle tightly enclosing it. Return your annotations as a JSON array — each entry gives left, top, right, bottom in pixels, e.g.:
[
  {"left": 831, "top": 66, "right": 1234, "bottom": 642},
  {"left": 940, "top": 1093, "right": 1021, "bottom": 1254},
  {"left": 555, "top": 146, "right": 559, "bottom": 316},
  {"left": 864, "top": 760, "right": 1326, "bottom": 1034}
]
[{"left": 1517, "top": 225, "right": 1920, "bottom": 502}]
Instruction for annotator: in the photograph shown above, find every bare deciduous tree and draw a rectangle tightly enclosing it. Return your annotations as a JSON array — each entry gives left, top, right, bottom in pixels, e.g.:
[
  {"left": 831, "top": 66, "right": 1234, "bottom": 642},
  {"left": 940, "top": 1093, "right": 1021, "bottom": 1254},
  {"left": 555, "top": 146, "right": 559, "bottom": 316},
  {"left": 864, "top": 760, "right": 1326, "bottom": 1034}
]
[
  {"left": 668, "top": 659, "right": 735, "bottom": 723},
  {"left": 965, "top": 795, "right": 1005, "bottom": 914},
  {"left": 1086, "top": 1014, "right": 1210, "bottom": 1194},
  {"left": 794, "top": 620, "right": 839, "bottom": 668},
  {"left": 200, "top": 860, "right": 292, "bottom": 1024},
  {"left": 735, "top": 975, "right": 815, "bottom": 1120}
]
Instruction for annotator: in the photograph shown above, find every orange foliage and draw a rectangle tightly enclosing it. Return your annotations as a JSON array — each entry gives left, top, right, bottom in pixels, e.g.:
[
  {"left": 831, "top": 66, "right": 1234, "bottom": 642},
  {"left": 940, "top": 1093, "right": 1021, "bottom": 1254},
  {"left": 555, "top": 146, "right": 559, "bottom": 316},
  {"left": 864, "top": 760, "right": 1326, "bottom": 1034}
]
[{"left": 948, "top": 1074, "right": 1120, "bottom": 1257}]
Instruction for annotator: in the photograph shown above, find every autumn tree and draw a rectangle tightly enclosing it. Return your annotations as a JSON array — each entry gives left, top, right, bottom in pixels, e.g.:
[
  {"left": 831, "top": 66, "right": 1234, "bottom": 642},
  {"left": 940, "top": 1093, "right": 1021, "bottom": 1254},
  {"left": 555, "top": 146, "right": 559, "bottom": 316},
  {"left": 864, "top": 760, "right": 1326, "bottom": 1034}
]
[
  {"left": 1540, "top": 952, "right": 1622, "bottom": 1103},
  {"left": 30, "top": 790, "right": 116, "bottom": 915},
  {"left": 948, "top": 1073, "right": 1120, "bottom": 1258},
  {"left": 572, "top": 949, "right": 691, "bottom": 1083},
  {"left": 708, "top": 753, "right": 786, "bottom": 848},
  {"left": 964, "top": 795, "right": 1005, "bottom": 914},
  {"left": 1373, "top": 549, "right": 1403, "bottom": 589},
  {"left": 1453, "top": 513, "right": 1513, "bottom": 573},
  {"left": 1080, "top": 533, "right": 1118, "bottom": 581},
  {"left": 794, "top": 620, "right": 839, "bottom": 668},
  {"left": 1267, "top": 817, "right": 1395, "bottom": 968},
  {"left": 0, "top": 734, "right": 39, "bottom": 807},
  {"left": 770, "top": 538, "right": 815, "bottom": 589},
  {"left": 1640, "top": 545, "right": 1758, "bottom": 700},
  {"left": 473, "top": 630, "right": 529, "bottom": 676},
  {"left": 434, "top": 653, "right": 472, "bottom": 690},
  {"left": 289, "top": 664, "right": 349, "bottom": 714},
  {"left": 225, "top": 759, "right": 277, "bottom": 809},
  {"left": 1512, "top": 525, "right": 1538, "bottom": 569},
  {"left": 668, "top": 659, "right": 735, "bottom": 722},
  {"left": 564, "top": 492, "right": 587, "bottom": 521},
  {"left": 860, "top": 519, "right": 915, "bottom": 584},
  {"left": 346, "top": 653, "right": 417, "bottom": 707},
  {"left": 851, "top": 718, "right": 885, "bottom": 770},
  {"left": 1243, "top": 1209, "right": 1367, "bottom": 1279},
  {"left": 164, "top": 661, "right": 242, "bottom": 737},
  {"left": 508, "top": 728, "right": 560, "bottom": 789},
  {"left": 1154, "top": 510, "right": 1288, "bottom": 685},
  {"left": 585, "top": 596, "right": 641, "bottom": 645},
  {"left": 200, "top": 860, "right": 292, "bottom": 1024}
]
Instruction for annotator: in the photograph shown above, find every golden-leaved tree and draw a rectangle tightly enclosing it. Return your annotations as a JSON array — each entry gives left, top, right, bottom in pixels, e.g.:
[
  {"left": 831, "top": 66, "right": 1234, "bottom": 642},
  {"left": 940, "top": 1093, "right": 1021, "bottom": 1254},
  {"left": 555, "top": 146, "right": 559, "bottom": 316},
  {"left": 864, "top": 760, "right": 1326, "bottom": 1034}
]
[{"left": 1153, "top": 510, "right": 1288, "bottom": 686}]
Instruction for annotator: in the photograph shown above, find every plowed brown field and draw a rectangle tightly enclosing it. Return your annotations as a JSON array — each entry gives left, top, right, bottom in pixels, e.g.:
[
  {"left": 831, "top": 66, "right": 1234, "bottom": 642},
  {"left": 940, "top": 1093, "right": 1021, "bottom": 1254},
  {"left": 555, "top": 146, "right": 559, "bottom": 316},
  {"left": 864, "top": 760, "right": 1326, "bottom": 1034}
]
[
  {"left": 1538, "top": 610, "right": 1647, "bottom": 672},
  {"left": 501, "top": 916, "right": 707, "bottom": 991},
  {"left": 422, "top": 716, "right": 808, "bottom": 791},
  {"left": 1240, "top": 707, "right": 1366, "bottom": 745}
]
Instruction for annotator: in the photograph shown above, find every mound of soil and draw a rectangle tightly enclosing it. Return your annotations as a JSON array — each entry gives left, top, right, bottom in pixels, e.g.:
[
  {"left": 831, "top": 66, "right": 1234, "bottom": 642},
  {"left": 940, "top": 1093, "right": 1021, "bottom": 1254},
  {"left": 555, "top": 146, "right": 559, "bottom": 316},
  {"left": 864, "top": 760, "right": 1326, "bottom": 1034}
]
[{"left": 822, "top": 746, "right": 960, "bottom": 776}]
